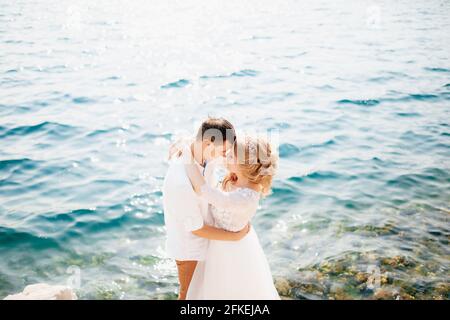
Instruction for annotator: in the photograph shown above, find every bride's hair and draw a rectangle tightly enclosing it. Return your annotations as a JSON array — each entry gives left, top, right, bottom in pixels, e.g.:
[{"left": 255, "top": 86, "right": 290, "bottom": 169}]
[{"left": 222, "top": 136, "right": 278, "bottom": 197}]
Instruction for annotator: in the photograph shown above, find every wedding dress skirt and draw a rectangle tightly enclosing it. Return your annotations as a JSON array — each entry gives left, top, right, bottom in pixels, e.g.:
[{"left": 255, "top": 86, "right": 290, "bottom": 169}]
[{"left": 187, "top": 228, "right": 280, "bottom": 300}]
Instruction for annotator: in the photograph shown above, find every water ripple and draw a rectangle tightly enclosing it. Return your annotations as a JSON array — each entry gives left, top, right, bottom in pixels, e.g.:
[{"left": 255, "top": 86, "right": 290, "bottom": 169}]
[
  {"left": 0, "top": 121, "right": 80, "bottom": 140},
  {"left": 199, "top": 69, "right": 259, "bottom": 79},
  {"left": 160, "top": 79, "right": 190, "bottom": 89}
]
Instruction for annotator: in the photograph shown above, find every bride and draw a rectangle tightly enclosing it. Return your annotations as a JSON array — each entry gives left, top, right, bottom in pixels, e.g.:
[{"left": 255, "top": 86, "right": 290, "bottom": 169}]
[{"left": 184, "top": 135, "right": 280, "bottom": 300}]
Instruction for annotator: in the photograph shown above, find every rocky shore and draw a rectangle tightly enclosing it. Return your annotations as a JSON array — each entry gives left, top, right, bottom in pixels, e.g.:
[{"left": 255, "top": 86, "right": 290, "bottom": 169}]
[
  {"left": 3, "top": 251, "right": 448, "bottom": 300},
  {"left": 274, "top": 252, "right": 449, "bottom": 300}
]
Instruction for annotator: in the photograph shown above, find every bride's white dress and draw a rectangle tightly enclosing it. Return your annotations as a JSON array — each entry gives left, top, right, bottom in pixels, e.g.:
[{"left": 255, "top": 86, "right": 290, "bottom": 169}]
[{"left": 187, "top": 184, "right": 280, "bottom": 300}]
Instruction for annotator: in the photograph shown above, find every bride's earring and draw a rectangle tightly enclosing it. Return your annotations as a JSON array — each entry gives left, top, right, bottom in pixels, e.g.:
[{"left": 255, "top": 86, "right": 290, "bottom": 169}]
[{"left": 231, "top": 173, "right": 238, "bottom": 182}]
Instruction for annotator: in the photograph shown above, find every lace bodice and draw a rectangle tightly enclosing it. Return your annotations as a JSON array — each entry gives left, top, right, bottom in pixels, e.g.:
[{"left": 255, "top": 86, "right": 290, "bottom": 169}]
[{"left": 200, "top": 184, "right": 260, "bottom": 232}]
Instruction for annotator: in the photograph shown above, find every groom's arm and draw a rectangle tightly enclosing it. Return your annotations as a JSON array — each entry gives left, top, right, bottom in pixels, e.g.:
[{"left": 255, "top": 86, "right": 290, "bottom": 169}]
[
  {"left": 192, "top": 224, "right": 250, "bottom": 241},
  {"left": 184, "top": 163, "right": 205, "bottom": 194}
]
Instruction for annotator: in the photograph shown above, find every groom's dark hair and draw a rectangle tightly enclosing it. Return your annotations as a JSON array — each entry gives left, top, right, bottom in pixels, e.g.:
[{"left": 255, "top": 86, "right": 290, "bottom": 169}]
[{"left": 196, "top": 117, "right": 236, "bottom": 145}]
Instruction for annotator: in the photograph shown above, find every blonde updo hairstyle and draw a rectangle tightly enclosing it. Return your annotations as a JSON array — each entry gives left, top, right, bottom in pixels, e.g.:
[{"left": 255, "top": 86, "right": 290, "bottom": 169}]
[{"left": 222, "top": 136, "right": 278, "bottom": 197}]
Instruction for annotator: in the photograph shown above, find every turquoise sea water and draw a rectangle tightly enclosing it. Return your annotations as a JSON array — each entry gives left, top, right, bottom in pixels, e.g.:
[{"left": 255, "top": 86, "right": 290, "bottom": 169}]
[{"left": 1, "top": 0, "right": 449, "bottom": 299}]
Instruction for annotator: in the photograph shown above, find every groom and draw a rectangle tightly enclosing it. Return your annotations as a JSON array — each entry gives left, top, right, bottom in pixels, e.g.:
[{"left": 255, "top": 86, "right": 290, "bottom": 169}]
[{"left": 163, "top": 117, "right": 249, "bottom": 300}]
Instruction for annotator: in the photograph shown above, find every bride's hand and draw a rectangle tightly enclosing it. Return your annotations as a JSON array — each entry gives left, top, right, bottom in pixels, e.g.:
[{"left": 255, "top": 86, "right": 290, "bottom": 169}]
[{"left": 234, "top": 223, "right": 251, "bottom": 241}]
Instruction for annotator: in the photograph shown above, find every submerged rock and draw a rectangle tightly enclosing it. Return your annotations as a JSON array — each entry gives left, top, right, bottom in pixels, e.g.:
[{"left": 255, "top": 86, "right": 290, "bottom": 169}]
[
  {"left": 330, "top": 287, "right": 353, "bottom": 300},
  {"left": 292, "top": 251, "right": 446, "bottom": 300},
  {"left": 381, "top": 256, "right": 415, "bottom": 268},
  {"left": 274, "top": 277, "right": 292, "bottom": 297},
  {"left": 434, "top": 282, "right": 449, "bottom": 297},
  {"left": 355, "top": 272, "right": 369, "bottom": 283},
  {"left": 373, "top": 288, "right": 398, "bottom": 300},
  {"left": 3, "top": 283, "right": 77, "bottom": 300}
]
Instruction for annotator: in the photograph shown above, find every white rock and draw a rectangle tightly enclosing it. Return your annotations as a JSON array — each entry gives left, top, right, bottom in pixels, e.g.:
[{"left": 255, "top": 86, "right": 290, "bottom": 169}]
[{"left": 3, "top": 283, "right": 77, "bottom": 300}]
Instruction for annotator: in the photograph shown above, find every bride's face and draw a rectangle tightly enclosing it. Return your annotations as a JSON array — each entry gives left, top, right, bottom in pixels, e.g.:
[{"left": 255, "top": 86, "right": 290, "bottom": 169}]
[{"left": 225, "top": 148, "right": 240, "bottom": 175}]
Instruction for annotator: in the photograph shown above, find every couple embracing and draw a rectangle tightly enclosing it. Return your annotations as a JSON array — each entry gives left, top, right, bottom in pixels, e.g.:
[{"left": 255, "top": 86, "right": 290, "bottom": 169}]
[{"left": 163, "top": 117, "right": 280, "bottom": 300}]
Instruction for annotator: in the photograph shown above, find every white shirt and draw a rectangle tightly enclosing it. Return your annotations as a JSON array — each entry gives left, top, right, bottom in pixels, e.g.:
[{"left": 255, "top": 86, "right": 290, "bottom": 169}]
[{"left": 162, "top": 142, "right": 216, "bottom": 261}]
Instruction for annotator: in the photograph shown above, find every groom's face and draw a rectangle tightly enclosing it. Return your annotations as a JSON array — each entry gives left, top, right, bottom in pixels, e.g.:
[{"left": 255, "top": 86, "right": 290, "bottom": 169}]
[{"left": 203, "top": 140, "right": 233, "bottom": 161}]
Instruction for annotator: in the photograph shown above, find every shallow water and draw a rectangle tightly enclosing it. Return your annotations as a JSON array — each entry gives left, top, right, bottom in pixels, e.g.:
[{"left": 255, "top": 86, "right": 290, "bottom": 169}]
[{"left": 0, "top": 0, "right": 449, "bottom": 299}]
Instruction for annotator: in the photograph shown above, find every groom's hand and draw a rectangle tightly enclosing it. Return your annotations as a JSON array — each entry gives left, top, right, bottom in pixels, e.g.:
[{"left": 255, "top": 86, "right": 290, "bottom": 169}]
[{"left": 234, "top": 223, "right": 251, "bottom": 241}]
